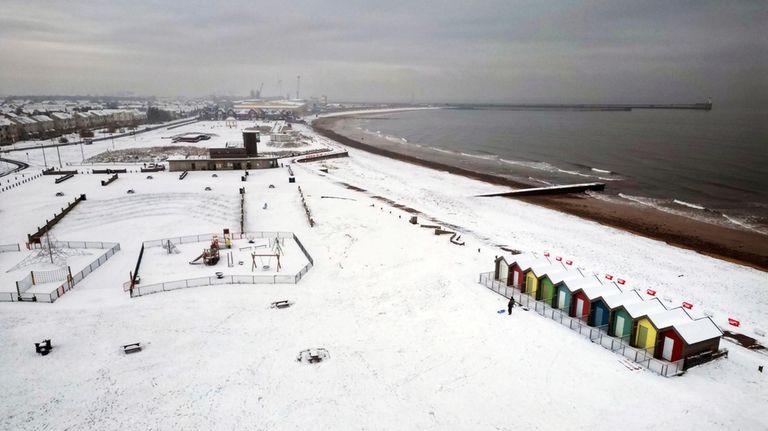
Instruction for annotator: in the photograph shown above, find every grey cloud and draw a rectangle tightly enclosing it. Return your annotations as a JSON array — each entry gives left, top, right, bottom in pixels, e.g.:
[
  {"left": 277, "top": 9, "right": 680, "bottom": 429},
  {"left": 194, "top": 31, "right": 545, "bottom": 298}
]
[{"left": 0, "top": 0, "right": 765, "bottom": 107}]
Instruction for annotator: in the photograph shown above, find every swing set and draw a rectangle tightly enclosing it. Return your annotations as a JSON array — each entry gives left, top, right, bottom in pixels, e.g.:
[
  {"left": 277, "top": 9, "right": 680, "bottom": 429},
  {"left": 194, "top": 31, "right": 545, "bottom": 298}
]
[{"left": 251, "top": 253, "right": 281, "bottom": 271}]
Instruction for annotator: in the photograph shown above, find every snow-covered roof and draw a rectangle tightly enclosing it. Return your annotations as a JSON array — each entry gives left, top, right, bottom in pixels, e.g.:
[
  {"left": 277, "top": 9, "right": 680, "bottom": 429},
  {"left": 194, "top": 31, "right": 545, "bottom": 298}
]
[
  {"left": 647, "top": 307, "right": 693, "bottom": 330},
  {"left": 528, "top": 263, "right": 567, "bottom": 278},
  {"left": 0, "top": 118, "right": 14, "bottom": 126},
  {"left": 33, "top": 115, "right": 53, "bottom": 122},
  {"left": 508, "top": 254, "right": 545, "bottom": 271},
  {"left": 674, "top": 318, "right": 722, "bottom": 345},
  {"left": 582, "top": 283, "right": 623, "bottom": 301},
  {"left": 50, "top": 112, "right": 73, "bottom": 120},
  {"left": 601, "top": 290, "right": 643, "bottom": 310},
  {"left": 548, "top": 271, "right": 584, "bottom": 285},
  {"left": 622, "top": 298, "right": 667, "bottom": 319},
  {"left": 558, "top": 276, "right": 602, "bottom": 293}
]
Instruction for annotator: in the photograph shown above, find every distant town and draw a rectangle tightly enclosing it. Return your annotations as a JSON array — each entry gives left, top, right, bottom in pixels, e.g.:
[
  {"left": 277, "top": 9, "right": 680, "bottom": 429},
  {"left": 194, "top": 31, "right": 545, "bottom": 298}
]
[{"left": 0, "top": 95, "right": 390, "bottom": 146}]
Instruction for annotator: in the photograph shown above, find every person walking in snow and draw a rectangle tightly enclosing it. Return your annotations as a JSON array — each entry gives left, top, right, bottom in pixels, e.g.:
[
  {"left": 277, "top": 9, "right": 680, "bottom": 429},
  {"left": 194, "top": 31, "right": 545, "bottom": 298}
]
[{"left": 508, "top": 297, "right": 515, "bottom": 315}]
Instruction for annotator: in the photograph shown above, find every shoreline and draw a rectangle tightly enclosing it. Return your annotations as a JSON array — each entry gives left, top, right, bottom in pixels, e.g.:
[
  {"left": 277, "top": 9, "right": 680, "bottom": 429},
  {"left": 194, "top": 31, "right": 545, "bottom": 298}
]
[{"left": 313, "top": 116, "right": 768, "bottom": 271}]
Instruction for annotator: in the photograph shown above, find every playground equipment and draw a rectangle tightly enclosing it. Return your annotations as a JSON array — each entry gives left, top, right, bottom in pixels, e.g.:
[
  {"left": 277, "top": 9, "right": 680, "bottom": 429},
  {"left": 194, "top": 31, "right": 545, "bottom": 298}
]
[
  {"left": 189, "top": 236, "right": 220, "bottom": 265},
  {"left": 251, "top": 252, "right": 281, "bottom": 272},
  {"left": 223, "top": 228, "right": 232, "bottom": 248}
]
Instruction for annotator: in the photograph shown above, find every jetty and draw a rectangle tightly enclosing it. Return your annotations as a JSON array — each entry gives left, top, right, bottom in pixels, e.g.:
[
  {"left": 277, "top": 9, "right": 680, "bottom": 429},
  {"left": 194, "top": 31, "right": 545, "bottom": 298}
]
[
  {"left": 450, "top": 101, "right": 712, "bottom": 112},
  {"left": 475, "top": 182, "right": 606, "bottom": 197}
]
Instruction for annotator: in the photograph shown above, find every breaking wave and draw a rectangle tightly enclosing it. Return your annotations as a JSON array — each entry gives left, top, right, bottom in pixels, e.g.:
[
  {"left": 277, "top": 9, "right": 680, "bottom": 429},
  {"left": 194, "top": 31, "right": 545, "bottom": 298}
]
[{"left": 673, "top": 199, "right": 707, "bottom": 211}]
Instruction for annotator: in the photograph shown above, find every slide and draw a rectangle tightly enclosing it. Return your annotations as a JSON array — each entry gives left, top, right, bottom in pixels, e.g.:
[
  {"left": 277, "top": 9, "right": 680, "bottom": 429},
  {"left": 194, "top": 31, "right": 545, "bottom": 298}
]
[{"left": 189, "top": 253, "right": 204, "bottom": 264}]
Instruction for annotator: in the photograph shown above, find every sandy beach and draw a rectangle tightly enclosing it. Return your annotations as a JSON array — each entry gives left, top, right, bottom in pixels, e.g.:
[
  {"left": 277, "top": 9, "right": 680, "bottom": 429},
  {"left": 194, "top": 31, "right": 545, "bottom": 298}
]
[{"left": 313, "top": 116, "right": 768, "bottom": 271}]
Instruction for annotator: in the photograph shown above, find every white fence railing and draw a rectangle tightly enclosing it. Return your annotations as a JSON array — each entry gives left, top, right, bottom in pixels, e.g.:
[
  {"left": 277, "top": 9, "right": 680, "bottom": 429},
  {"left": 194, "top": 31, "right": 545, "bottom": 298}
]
[
  {"left": 478, "top": 272, "right": 684, "bottom": 377},
  {"left": 0, "top": 243, "right": 21, "bottom": 253},
  {"left": 2, "top": 242, "right": 120, "bottom": 303}
]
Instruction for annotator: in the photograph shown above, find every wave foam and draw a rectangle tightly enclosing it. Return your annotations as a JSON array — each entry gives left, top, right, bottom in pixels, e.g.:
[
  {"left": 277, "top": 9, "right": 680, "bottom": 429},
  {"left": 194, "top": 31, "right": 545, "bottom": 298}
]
[{"left": 673, "top": 199, "right": 706, "bottom": 211}]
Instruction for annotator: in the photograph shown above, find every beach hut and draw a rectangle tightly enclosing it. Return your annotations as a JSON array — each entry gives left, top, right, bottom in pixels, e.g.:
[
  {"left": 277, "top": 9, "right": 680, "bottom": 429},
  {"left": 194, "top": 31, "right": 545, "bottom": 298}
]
[
  {"left": 524, "top": 262, "right": 565, "bottom": 298},
  {"left": 580, "top": 284, "right": 624, "bottom": 327},
  {"left": 654, "top": 317, "right": 722, "bottom": 363},
  {"left": 611, "top": 298, "right": 667, "bottom": 343},
  {"left": 553, "top": 276, "right": 601, "bottom": 316},
  {"left": 494, "top": 256, "right": 510, "bottom": 284},
  {"left": 592, "top": 290, "right": 643, "bottom": 330},
  {"left": 632, "top": 307, "right": 693, "bottom": 354},
  {"left": 508, "top": 255, "right": 543, "bottom": 289},
  {"left": 541, "top": 271, "right": 583, "bottom": 307}
]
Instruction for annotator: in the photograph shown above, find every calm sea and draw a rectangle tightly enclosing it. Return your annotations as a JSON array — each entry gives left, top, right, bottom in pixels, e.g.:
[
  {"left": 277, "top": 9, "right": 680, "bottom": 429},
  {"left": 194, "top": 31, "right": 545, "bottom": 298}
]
[{"left": 340, "top": 107, "right": 768, "bottom": 234}]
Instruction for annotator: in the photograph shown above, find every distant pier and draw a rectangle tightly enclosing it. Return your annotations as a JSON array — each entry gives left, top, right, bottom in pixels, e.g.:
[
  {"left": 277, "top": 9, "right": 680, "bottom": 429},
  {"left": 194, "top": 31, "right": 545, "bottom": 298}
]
[
  {"left": 475, "top": 182, "right": 606, "bottom": 197},
  {"left": 451, "top": 102, "right": 712, "bottom": 112}
]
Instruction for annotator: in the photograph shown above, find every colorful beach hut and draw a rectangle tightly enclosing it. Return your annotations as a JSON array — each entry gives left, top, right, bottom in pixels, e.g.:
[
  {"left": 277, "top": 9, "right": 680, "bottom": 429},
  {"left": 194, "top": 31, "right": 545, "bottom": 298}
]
[
  {"left": 494, "top": 256, "right": 510, "bottom": 284},
  {"left": 570, "top": 281, "right": 621, "bottom": 323},
  {"left": 589, "top": 290, "right": 642, "bottom": 329},
  {"left": 524, "top": 262, "right": 566, "bottom": 298},
  {"left": 654, "top": 317, "right": 722, "bottom": 363},
  {"left": 611, "top": 298, "right": 667, "bottom": 343},
  {"left": 542, "top": 271, "right": 583, "bottom": 307},
  {"left": 553, "top": 276, "right": 600, "bottom": 316},
  {"left": 633, "top": 307, "right": 693, "bottom": 354},
  {"left": 508, "top": 255, "right": 544, "bottom": 289},
  {"left": 580, "top": 284, "right": 624, "bottom": 327}
]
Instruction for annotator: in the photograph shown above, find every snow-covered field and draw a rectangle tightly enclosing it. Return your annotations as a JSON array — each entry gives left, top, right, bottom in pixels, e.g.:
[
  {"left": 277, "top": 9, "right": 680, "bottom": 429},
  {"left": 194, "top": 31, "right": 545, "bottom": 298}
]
[{"left": 0, "top": 118, "right": 766, "bottom": 430}]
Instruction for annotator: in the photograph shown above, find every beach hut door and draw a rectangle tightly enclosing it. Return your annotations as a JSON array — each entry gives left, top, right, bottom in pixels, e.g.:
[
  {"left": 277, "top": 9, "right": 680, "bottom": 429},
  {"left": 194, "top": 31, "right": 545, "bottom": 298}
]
[
  {"left": 615, "top": 315, "right": 625, "bottom": 337},
  {"left": 662, "top": 336, "right": 675, "bottom": 361},
  {"left": 499, "top": 263, "right": 508, "bottom": 282},
  {"left": 575, "top": 298, "right": 585, "bottom": 318},
  {"left": 513, "top": 271, "right": 520, "bottom": 287},
  {"left": 558, "top": 291, "right": 566, "bottom": 309}
]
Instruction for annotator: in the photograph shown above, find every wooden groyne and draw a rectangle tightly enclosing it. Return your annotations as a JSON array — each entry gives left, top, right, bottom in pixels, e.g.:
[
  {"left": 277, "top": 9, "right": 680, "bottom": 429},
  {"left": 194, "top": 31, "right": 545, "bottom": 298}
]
[{"left": 476, "top": 183, "right": 606, "bottom": 197}]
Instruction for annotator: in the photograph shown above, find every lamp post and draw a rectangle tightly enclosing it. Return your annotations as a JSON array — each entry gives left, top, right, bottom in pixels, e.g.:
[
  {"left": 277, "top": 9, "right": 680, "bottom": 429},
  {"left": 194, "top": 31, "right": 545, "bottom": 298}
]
[{"left": 41, "top": 143, "right": 47, "bottom": 167}]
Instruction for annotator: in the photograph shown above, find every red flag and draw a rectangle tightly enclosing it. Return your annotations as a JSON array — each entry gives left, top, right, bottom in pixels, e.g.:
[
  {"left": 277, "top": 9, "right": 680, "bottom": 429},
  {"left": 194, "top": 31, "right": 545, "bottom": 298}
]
[
  {"left": 565, "top": 260, "right": 573, "bottom": 266},
  {"left": 682, "top": 302, "right": 693, "bottom": 309},
  {"left": 727, "top": 318, "right": 740, "bottom": 327},
  {"left": 605, "top": 274, "right": 614, "bottom": 280},
  {"left": 617, "top": 279, "right": 626, "bottom": 285},
  {"left": 555, "top": 256, "right": 562, "bottom": 261},
  {"left": 646, "top": 289, "right": 656, "bottom": 296},
  {"left": 543, "top": 251, "right": 550, "bottom": 257}
]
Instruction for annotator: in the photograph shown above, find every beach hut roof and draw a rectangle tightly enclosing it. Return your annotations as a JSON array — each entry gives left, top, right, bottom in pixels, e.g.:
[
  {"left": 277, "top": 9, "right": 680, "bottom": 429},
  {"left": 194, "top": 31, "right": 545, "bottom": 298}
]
[
  {"left": 548, "top": 271, "right": 584, "bottom": 285},
  {"left": 601, "top": 290, "right": 643, "bottom": 310},
  {"left": 582, "top": 283, "right": 623, "bottom": 301},
  {"left": 623, "top": 298, "right": 667, "bottom": 319},
  {"left": 558, "top": 276, "right": 602, "bottom": 293},
  {"left": 673, "top": 318, "right": 722, "bottom": 345},
  {"left": 510, "top": 255, "right": 546, "bottom": 271},
  {"left": 647, "top": 307, "right": 693, "bottom": 330},
  {"left": 528, "top": 263, "right": 567, "bottom": 278}
]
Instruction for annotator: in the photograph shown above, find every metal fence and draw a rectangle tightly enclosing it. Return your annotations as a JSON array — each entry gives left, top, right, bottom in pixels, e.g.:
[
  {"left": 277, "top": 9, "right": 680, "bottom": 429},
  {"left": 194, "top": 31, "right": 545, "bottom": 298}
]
[
  {"left": 1, "top": 242, "right": 120, "bottom": 303},
  {"left": 142, "top": 231, "right": 295, "bottom": 248},
  {"left": 478, "top": 272, "right": 684, "bottom": 377},
  {"left": 0, "top": 243, "right": 20, "bottom": 253},
  {"left": 131, "top": 231, "right": 314, "bottom": 298}
]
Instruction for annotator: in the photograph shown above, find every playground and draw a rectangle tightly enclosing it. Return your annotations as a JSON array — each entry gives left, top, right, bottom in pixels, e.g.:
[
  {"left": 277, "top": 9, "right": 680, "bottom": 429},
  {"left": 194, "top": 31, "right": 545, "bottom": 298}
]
[
  {"left": 136, "top": 230, "right": 311, "bottom": 291},
  {"left": 0, "top": 240, "right": 119, "bottom": 302}
]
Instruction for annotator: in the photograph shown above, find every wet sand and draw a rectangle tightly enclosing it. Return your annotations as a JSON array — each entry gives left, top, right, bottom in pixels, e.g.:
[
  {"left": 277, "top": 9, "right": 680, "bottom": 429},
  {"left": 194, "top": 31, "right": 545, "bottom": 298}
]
[{"left": 313, "top": 116, "right": 768, "bottom": 271}]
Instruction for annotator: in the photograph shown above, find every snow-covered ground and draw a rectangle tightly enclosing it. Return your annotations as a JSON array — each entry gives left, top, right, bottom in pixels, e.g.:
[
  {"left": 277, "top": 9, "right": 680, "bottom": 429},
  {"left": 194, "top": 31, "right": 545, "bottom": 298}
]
[{"left": 0, "top": 119, "right": 766, "bottom": 430}]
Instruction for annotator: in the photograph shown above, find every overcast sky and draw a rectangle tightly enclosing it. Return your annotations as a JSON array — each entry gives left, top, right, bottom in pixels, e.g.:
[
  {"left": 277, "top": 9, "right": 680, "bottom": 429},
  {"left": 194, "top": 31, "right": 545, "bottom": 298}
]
[{"left": 0, "top": 1, "right": 765, "bottom": 106}]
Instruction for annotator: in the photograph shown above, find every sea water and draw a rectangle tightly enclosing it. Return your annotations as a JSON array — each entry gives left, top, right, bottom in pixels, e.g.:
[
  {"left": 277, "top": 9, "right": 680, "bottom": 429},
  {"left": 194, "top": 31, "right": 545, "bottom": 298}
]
[{"left": 339, "top": 107, "right": 768, "bottom": 234}]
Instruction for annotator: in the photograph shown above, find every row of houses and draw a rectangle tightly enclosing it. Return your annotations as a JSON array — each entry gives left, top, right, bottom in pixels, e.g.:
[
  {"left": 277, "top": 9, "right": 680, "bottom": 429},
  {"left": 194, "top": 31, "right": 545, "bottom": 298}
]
[
  {"left": 0, "top": 109, "right": 147, "bottom": 145},
  {"left": 494, "top": 254, "right": 724, "bottom": 368}
]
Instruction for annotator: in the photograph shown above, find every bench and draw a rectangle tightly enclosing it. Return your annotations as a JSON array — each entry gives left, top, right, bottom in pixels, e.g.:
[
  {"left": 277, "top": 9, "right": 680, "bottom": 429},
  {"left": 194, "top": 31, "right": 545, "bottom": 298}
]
[
  {"left": 122, "top": 343, "right": 142, "bottom": 354},
  {"left": 35, "top": 339, "right": 52, "bottom": 356}
]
